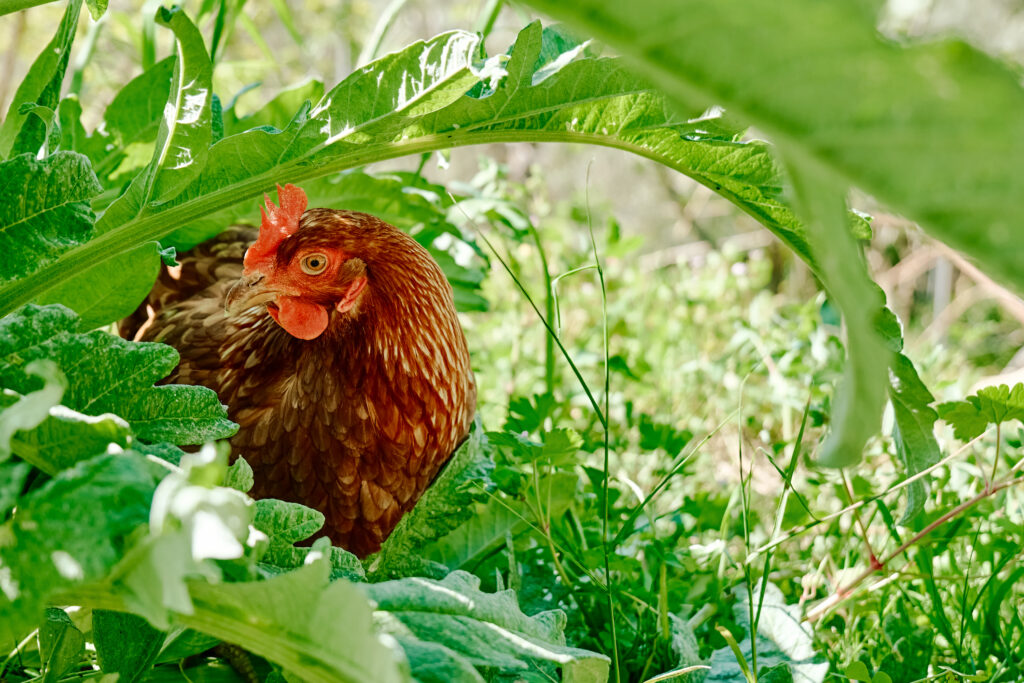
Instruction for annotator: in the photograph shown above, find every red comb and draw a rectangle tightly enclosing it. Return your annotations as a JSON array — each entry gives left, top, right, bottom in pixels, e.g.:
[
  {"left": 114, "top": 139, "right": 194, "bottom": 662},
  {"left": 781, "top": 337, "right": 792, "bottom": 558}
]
[{"left": 243, "top": 183, "right": 308, "bottom": 271}]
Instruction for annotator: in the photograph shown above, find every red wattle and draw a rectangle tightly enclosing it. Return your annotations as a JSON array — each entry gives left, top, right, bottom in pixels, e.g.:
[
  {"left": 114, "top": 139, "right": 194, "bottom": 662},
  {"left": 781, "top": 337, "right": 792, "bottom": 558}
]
[{"left": 270, "top": 297, "right": 329, "bottom": 340}]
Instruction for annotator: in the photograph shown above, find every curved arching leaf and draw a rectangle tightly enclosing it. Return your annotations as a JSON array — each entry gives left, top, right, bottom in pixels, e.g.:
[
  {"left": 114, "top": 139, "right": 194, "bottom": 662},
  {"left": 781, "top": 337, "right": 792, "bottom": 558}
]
[
  {"left": 0, "top": 21, "right": 819, "bottom": 324},
  {"left": 0, "top": 0, "right": 82, "bottom": 158}
]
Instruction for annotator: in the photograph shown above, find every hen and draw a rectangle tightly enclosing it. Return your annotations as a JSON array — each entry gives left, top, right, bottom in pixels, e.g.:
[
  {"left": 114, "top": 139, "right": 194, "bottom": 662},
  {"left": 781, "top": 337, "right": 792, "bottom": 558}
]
[{"left": 121, "top": 184, "right": 477, "bottom": 557}]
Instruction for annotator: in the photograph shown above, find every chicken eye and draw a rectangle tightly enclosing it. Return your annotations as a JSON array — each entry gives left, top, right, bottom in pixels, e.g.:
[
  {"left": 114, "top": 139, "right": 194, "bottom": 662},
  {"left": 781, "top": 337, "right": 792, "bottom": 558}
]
[{"left": 300, "top": 253, "right": 329, "bottom": 275}]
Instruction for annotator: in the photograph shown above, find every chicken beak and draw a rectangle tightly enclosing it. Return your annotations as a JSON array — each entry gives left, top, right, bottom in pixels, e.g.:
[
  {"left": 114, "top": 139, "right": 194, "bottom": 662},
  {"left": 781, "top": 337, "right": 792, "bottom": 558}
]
[{"left": 225, "top": 273, "right": 277, "bottom": 315}]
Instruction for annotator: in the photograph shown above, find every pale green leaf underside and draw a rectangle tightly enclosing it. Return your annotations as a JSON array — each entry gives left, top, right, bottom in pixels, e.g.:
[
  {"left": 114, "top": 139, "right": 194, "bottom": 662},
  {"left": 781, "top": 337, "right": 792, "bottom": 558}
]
[
  {"left": 517, "top": 0, "right": 1024, "bottom": 297},
  {"left": 369, "top": 570, "right": 610, "bottom": 681}
]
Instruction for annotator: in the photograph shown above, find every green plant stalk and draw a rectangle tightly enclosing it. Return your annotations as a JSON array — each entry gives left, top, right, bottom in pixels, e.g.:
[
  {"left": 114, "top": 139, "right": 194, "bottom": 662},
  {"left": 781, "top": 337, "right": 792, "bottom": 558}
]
[
  {"left": 841, "top": 468, "right": 880, "bottom": 569},
  {"left": 69, "top": 11, "right": 104, "bottom": 95},
  {"left": 475, "top": 0, "right": 504, "bottom": 38},
  {"left": 236, "top": 12, "right": 275, "bottom": 63},
  {"left": 526, "top": 221, "right": 556, "bottom": 395},
  {"left": 466, "top": 216, "right": 606, "bottom": 427},
  {"left": 140, "top": 0, "right": 160, "bottom": 71},
  {"left": 956, "top": 521, "right": 984, "bottom": 662},
  {"left": 473, "top": 482, "right": 610, "bottom": 591},
  {"left": 716, "top": 625, "right": 755, "bottom": 683},
  {"left": 990, "top": 422, "right": 1002, "bottom": 486},
  {"left": 356, "top": 0, "right": 411, "bottom": 67},
  {"left": 529, "top": 460, "right": 575, "bottom": 594},
  {"left": 611, "top": 411, "right": 734, "bottom": 548},
  {"left": 551, "top": 264, "right": 598, "bottom": 332},
  {"left": 0, "top": 129, "right": 795, "bottom": 326},
  {"left": 735, "top": 373, "right": 760, "bottom": 675},
  {"left": 585, "top": 171, "right": 621, "bottom": 683}
]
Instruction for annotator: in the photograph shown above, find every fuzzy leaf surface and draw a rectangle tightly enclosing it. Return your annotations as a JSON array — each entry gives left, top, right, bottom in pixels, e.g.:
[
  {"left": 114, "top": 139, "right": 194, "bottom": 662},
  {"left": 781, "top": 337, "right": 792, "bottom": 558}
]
[
  {"left": 0, "top": 452, "right": 159, "bottom": 645},
  {"left": 253, "top": 499, "right": 365, "bottom": 581},
  {"left": 0, "top": 152, "right": 102, "bottom": 285}
]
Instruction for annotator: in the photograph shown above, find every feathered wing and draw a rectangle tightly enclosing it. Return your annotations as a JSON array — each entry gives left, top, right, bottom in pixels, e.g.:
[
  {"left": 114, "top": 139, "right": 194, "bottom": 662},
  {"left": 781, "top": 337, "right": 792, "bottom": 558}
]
[{"left": 120, "top": 229, "right": 256, "bottom": 385}]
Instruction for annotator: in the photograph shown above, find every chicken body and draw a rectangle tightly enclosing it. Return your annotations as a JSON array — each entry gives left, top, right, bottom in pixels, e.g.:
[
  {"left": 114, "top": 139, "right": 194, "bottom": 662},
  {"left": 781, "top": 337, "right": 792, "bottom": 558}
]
[{"left": 123, "top": 200, "right": 476, "bottom": 557}]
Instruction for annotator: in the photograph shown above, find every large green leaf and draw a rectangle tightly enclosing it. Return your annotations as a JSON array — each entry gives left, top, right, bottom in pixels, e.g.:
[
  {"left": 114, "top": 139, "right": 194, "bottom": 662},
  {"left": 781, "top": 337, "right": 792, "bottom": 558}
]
[
  {"left": 33, "top": 6, "right": 214, "bottom": 329},
  {"left": 92, "top": 610, "right": 165, "bottom": 683},
  {"left": 786, "top": 165, "right": 888, "bottom": 466},
  {"left": 253, "top": 498, "right": 365, "bottom": 581},
  {"left": 1, "top": 446, "right": 401, "bottom": 683},
  {"left": 708, "top": 582, "right": 826, "bottom": 682},
  {"left": 518, "top": 0, "right": 1024, "bottom": 299},
  {"left": 0, "top": 304, "right": 236, "bottom": 449},
  {"left": 105, "top": 57, "right": 176, "bottom": 149},
  {"left": 35, "top": 241, "right": 163, "bottom": 331},
  {"left": 184, "top": 557, "right": 407, "bottom": 683},
  {"left": 0, "top": 451, "right": 160, "bottom": 645},
  {"left": 0, "top": 152, "right": 101, "bottom": 286},
  {"left": 4, "top": 395, "right": 131, "bottom": 475},
  {"left": 98, "top": 7, "right": 213, "bottom": 232},
  {"left": 369, "top": 570, "right": 609, "bottom": 682},
  {"left": 422, "top": 471, "right": 576, "bottom": 572},
  {"left": 0, "top": 0, "right": 81, "bottom": 158},
  {"left": 89, "top": 56, "right": 176, "bottom": 184},
  {"left": 875, "top": 307, "right": 940, "bottom": 514},
  {"left": 222, "top": 79, "right": 325, "bottom": 137},
  {"left": 374, "top": 421, "right": 493, "bottom": 578},
  {"left": 0, "top": 360, "right": 65, "bottom": 461},
  {"left": 38, "top": 607, "right": 86, "bottom": 682},
  {"left": 0, "top": 21, "right": 815, "bottom": 324}
]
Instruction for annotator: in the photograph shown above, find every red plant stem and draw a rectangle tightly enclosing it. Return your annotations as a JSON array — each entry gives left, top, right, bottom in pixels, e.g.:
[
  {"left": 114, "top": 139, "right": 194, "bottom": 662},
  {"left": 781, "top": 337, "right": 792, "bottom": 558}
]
[
  {"left": 841, "top": 469, "right": 880, "bottom": 568},
  {"left": 805, "top": 475, "right": 1022, "bottom": 623}
]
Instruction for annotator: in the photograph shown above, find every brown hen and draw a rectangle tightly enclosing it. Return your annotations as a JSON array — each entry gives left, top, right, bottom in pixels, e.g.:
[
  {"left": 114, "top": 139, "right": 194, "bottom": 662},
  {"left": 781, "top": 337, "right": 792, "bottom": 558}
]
[{"left": 121, "top": 184, "right": 476, "bottom": 557}]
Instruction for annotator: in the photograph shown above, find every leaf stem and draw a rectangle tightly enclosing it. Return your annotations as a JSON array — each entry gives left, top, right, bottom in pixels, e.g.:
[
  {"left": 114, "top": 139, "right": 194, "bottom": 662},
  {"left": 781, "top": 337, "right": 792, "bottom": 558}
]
[
  {"left": 475, "top": 0, "right": 504, "bottom": 38},
  {"left": 990, "top": 422, "right": 1002, "bottom": 487},
  {"left": 55, "top": 584, "right": 376, "bottom": 683},
  {"left": 356, "top": 0, "right": 411, "bottom": 67}
]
